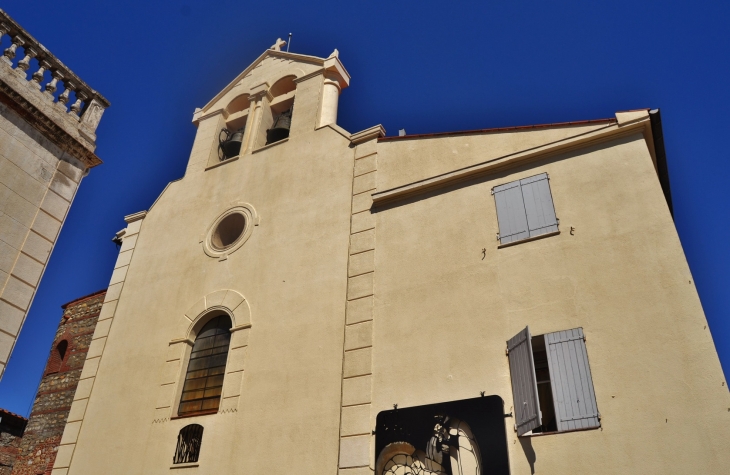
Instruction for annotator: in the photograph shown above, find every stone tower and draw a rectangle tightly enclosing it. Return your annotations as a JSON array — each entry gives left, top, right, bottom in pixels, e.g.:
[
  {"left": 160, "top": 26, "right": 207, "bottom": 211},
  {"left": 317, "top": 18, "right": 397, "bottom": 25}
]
[
  {"left": 0, "top": 290, "right": 106, "bottom": 475},
  {"left": 0, "top": 9, "right": 109, "bottom": 378},
  {"left": 0, "top": 290, "right": 105, "bottom": 475}
]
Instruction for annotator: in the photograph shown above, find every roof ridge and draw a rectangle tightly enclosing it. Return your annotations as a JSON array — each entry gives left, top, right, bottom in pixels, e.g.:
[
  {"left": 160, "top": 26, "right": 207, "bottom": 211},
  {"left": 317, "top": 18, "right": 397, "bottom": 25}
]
[
  {"left": 61, "top": 288, "right": 108, "bottom": 309},
  {"left": 378, "top": 118, "right": 617, "bottom": 142}
]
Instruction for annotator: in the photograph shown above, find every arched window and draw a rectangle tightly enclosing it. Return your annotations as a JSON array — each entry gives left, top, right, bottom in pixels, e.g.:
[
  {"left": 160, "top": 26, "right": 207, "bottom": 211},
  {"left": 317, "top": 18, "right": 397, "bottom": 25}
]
[
  {"left": 269, "top": 75, "right": 296, "bottom": 97},
  {"left": 265, "top": 75, "right": 297, "bottom": 145},
  {"left": 173, "top": 424, "right": 203, "bottom": 464},
  {"left": 47, "top": 340, "right": 68, "bottom": 374},
  {"left": 178, "top": 314, "right": 232, "bottom": 416},
  {"left": 225, "top": 94, "right": 250, "bottom": 115}
]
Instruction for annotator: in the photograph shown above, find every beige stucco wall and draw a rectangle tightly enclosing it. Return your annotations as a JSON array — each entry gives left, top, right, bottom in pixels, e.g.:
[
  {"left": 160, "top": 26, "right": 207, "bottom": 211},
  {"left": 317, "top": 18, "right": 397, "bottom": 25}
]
[
  {"left": 60, "top": 48, "right": 729, "bottom": 475},
  {"left": 0, "top": 102, "right": 85, "bottom": 377},
  {"left": 376, "top": 122, "right": 610, "bottom": 192},
  {"left": 372, "top": 132, "right": 730, "bottom": 473},
  {"left": 63, "top": 52, "right": 355, "bottom": 474}
]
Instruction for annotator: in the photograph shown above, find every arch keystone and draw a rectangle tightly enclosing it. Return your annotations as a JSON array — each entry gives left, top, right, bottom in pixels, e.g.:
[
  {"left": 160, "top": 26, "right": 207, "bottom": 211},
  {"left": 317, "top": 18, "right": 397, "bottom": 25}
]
[
  {"left": 221, "top": 290, "right": 245, "bottom": 314},
  {"left": 180, "top": 290, "right": 251, "bottom": 341},
  {"left": 206, "top": 290, "right": 228, "bottom": 308}
]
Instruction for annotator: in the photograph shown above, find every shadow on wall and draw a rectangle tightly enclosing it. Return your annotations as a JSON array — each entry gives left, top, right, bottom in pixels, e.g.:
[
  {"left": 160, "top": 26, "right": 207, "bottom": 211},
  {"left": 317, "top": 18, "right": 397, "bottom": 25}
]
[{"left": 519, "top": 437, "right": 536, "bottom": 474}]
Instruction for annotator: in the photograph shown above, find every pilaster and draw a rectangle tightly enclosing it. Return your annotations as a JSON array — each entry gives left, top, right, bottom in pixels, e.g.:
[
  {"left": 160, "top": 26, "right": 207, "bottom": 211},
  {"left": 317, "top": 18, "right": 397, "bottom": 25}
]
[
  {"left": 246, "top": 83, "right": 273, "bottom": 152},
  {"left": 337, "top": 126, "right": 384, "bottom": 475},
  {"left": 52, "top": 211, "right": 146, "bottom": 475}
]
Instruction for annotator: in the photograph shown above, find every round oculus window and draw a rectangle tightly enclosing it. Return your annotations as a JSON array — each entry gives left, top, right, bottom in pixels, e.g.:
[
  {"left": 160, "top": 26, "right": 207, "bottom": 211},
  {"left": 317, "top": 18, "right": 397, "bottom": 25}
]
[
  {"left": 203, "top": 204, "right": 258, "bottom": 259},
  {"left": 211, "top": 212, "right": 246, "bottom": 250}
]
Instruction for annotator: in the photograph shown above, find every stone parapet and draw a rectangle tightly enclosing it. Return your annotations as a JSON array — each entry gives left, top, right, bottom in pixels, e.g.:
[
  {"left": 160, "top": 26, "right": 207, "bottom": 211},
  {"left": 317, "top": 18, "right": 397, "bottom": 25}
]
[{"left": 0, "top": 9, "right": 109, "bottom": 168}]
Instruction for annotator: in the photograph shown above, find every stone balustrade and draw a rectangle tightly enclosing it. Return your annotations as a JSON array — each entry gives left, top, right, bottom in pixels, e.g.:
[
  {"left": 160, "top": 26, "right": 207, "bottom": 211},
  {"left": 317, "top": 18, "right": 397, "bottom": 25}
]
[{"left": 0, "top": 9, "right": 109, "bottom": 136}]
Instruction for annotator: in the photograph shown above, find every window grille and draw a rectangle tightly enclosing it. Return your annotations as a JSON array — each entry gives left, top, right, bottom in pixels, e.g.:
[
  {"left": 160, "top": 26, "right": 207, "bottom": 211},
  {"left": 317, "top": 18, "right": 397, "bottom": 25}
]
[
  {"left": 178, "top": 315, "right": 232, "bottom": 416},
  {"left": 173, "top": 424, "right": 203, "bottom": 464}
]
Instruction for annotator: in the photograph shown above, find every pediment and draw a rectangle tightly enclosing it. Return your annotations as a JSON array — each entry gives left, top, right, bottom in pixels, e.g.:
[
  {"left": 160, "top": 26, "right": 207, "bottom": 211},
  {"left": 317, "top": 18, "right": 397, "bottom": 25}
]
[{"left": 201, "top": 50, "right": 328, "bottom": 115}]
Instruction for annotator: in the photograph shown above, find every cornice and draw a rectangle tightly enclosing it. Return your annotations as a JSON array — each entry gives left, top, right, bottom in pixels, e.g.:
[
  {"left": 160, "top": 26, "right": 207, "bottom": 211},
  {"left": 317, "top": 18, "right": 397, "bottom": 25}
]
[
  {"left": 124, "top": 211, "right": 148, "bottom": 223},
  {"left": 200, "top": 49, "right": 329, "bottom": 113},
  {"left": 0, "top": 75, "right": 102, "bottom": 168},
  {"left": 192, "top": 107, "right": 227, "bottom": 125},
  {"left": 350, "top": 125, "right": 386, "bottom": 145},
  {"left": 315, "top": 122, "right": 351, "bottom": 140},
  {"left": 372, "top": 119, "right": 650, "bottom": 207}
]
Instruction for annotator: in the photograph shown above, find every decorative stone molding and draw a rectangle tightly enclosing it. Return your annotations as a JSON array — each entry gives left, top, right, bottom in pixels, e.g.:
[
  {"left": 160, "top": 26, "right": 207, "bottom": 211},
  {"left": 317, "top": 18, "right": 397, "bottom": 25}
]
[
  {"left": 350, "top": 125, "right": 386, "bottom": 145},
  {"left": 248, "top": 81, "right": 273, "bottom": 102},
  {"left": 0, "top": 76, "right": 102, "bottom": 167},
  {"left": 323, "top": 50, "right": 351, "bottom": 89},
  {"left": 371, "top": 118, "right": 638, "bottom": 207},
  {"left": 153, "top": 289, "right": 252, "bottom": 420},
  {"left": 201, "top": 47, "right": 347, "bottom": 116},
  {"left": 0, "top": 10, "right": 109, "bottom": 108},
  {"left": 0, "top": 9, "right": 109, "bottom": 167},
  {"left": 191, "top": 106, "right": 227, "bottom": 126},
  {"left": 337, "top": 131, "right": 380, "bottom": 474},
  {"left": 181, "top": 290, "right": 252, "bottom": 335},
  {"left": 124, "top": 210, "right": 148, "bottom": 223},
  {"left": 201, "top": 203, "right": 259, "bottom": 260}
]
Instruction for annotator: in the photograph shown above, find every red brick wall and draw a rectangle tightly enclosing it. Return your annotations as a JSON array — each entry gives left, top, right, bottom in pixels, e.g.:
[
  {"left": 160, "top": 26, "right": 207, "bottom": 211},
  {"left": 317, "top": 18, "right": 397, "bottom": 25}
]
[{"left": 8, "top": 290, "right": 105, "bottom": 475}]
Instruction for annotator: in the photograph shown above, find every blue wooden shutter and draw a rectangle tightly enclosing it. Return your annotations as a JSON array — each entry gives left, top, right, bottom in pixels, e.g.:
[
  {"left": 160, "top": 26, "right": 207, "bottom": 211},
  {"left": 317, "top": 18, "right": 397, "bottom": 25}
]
[
  {"left": 545, "top": 328, "right": 600, "bottom": 431},
  {"left": 519, "top": 173, "right": 558, "bottom": 239},
  {"left": 507, "top": 326, "right": 542, "bottom": 436},
  {"left": 493, "top": 180, "right": 529, "bottom": 244}
]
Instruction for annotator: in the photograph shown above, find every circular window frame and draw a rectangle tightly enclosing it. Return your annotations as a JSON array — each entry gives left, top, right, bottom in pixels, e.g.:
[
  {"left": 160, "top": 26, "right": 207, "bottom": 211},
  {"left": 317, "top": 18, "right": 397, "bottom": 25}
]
[{"left": 202, "top": 203, "right": 258, "bottom": 260}]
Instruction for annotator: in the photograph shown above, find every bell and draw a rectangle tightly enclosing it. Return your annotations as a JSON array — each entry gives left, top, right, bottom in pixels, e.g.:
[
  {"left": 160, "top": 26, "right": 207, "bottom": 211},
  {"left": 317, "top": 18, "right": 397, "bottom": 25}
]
[
  {"left": 219, "top": 127, "right": 245, "bottom": 160},
  {"left": 266, "top": 109, "right": 292, "bottom": 144}
]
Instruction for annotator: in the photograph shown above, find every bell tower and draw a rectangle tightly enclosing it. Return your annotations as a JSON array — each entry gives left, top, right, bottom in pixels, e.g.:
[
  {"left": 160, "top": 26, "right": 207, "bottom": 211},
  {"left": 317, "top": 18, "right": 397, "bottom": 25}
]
[{"left": 186, "top": 39, "right": 350, "bottom": 174}]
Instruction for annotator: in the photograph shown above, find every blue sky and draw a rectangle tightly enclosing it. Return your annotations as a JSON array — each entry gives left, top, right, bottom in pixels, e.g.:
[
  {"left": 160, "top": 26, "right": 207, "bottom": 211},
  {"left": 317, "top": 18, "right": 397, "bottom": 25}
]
[{"left": 1, "top": 0, "right": 729, "bottom": 415}]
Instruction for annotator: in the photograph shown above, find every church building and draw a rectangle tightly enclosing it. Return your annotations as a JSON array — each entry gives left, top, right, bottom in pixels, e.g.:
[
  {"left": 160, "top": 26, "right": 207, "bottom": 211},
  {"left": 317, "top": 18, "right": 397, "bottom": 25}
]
[{"left": 51, "top": 39, "right": 730, "bottom": 475}]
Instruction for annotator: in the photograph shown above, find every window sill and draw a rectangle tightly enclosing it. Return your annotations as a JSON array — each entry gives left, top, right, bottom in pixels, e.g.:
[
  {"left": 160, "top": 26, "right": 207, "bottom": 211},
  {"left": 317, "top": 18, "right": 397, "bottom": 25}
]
[
  {"left": 252, "top": 137, "right": 288, "bottom": 153},
  {"left": 498, "top": 230, "right": 560, "bottom": 249},
  {"left": 522, "top": 424, "right": 600, "bottom": 437},
  {"left": 170, "top": 462, "right": 199, "bottom": 469},
  {"left": 205, "top": 155, "right": 239, "bottom": 171},
  {"left": 170, "top": 409, "right": 218, "bottom": 420}
]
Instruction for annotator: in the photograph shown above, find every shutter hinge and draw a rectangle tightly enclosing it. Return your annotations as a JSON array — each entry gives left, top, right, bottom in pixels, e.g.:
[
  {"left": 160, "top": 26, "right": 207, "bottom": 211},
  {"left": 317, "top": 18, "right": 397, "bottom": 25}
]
[
  {"left": 496, "top": 233, "right": 500, "bottom": 241},
  {"left": 504, "top": 412, "right": 513, "bottom": 418}
]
